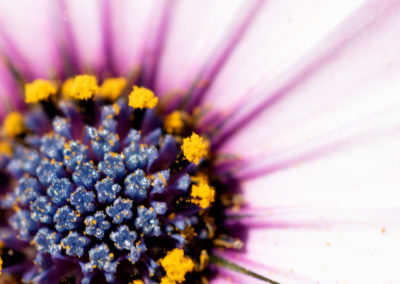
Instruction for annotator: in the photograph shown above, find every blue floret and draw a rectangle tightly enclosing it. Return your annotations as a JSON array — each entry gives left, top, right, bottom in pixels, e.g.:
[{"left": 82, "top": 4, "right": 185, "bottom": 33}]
[
  {"left": 40, "top": 134, "right": 65, "bottom": 161},
  {"left": 94, "top": 177, "right": 121, "bottom": 204},
  {"left": 85, "top": 126, "right": 119, "bottom": 159},
  {"left": 134, "top": 206, "right": 161, "bottom": 236},
  {"left": 128, "top": 241, "right": 146, "bottom": 264},
  {"left": 61, "top": 231, "right": 90, "bottom": 257},
  {"left": 123, "top": 129, "right": 141, "bottom": 145},
  {"left": 32, "top": 227, "right": 61, "bottom": 256},
  {"left": 7, "top": 148, "right": 41, "bottom": 178},
  {"left": 174, "top": 174, "right": 191, "bottom": 191},
  {"left": 10, "top": 210, "right": 38, "bottom": 240},
  {"left": 70, "top": 186, "right": 96, "bottom": 213},
  {"left": 124, "top": 169, "right": 150, "bottom": 201},
  {"left": 15, "top": 176, "right": 41, "bottom": 205},
  {"left": 47, "top": 178, "right": 73, "bottom": 205},
  {"left": 72, "top": 162, "right": 100, "bottom": 189},
  {"left": 110, "top": 225, "right": 137, "bottom": 251},
  {"left": 36, "top": 159, "right": 65, "bottom": 187},
  {"left": 86, "top": 243, "right": 116, "bottom": 272},
  {"left": 84, "top": 211, "right": 111, "bottom": 239},
  {"left": 30, "top": 196, "right": 56, "bottom": 224},
  {"left": 151, "top": 170, "right": 170, "bottom": 194},
  {"left": 54, "top": 205, "right": 82, "bottom": 232},
  {"left": 63, "top": 141, "right": 89, "bottom": 171},
  {"left": 106, "top": 198, "right": 133, "bottom": 224},
  {"left": 52, "top": 116, "right": 72, "bottom": 139},
  {"left": 98, "top": 152, "right": 126, "bottom": 180}
]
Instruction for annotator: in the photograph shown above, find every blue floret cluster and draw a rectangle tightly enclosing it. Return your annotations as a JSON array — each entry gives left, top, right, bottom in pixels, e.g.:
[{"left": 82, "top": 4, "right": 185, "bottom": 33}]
[{"left": 1, "top": 102, "right": 203, "bottom": 283}]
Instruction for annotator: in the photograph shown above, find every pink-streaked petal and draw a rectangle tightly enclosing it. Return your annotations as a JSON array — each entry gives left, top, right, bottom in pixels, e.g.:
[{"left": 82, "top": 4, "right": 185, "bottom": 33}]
[
  {"left": 0, "top": 60, "right": 24, "bottom": 117},
  {"left": 200, "top": 0, "right": 400, "bottom": 156},
  {"left": 107, "top": 0, "right": 160, "bottom": 77},
  {"left": 220, "top": 122, "right": 400, "bottom": 283},
  {"left": 219, "top": 207, "right": 400, "bottom": 283},
  {"left": 230, "top": 103, "right": 400, "bottom": 178},
  {"left": 199, "top": 0, "right": 365, "bottom": 117},
  {"left": 154, "top": 0, "right": 258, "bottom": 99},
  {"left": 210, "top": 265, "right": 273, "bottom": 284},
  {"left": 61, "top": 0, "right": 105, "bottom": 74},
  {"left": 0, "top": 0, "right": 62, "bottom": 79}
]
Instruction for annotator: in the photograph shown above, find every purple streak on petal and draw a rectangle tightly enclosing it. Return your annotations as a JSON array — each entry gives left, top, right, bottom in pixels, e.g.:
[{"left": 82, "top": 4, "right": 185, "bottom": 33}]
[
  {"left": 53, "top": 0, "right": 82, "bottom": 75},
  {"left": 0, "top": 25, "right": 35, "bottom": 81},
  {"left": 100, "top": 0, "right": 115, "bottom": 76},
  {"left": 212, "top": 252, "right": 311, "bottom": 284},
  {"left": 182, "top": 0, "right": 265, "bottom": 113},
  {"left": 140, "top": 0, "right": 175, "bottom": 89},
  {"left": 222, "top": 103, "right": 400, "bottom": 180},
  {"left": 0, "top": 60, "right": 25, "bottom": 115},
  {"left": 208, "top": 0, "right": 400, "bottom": 150}
]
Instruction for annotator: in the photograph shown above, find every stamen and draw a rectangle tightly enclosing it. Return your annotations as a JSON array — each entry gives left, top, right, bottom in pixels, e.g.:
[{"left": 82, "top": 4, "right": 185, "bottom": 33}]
[
  {"left": 61, "top": 78, "right": 75, "bottom": 98},
  {"left": 128, "top": 86, "right": 158, "bottom": 109},
  {"left": 160, "top": 248, "right": 194, "bottom": 283},
  {"left": 181, "top": 133, "right": 208, "bottom": 165},
  {"left": 0, "top": 141, "right": 12, "bottom": 156},
  {"left": 164, "top": 111, "right": 185, "bottom": 134},
  {"left": 100, "top": 77, "right": 127, "bottom": 101},
  {"left": 191, "top": 182, "right": 215, "bottom": 209},
  {"left": 70, "top": 75, "right": 100, "bottom": 100},
  {"left": 3, "top": 112, "right": 25, "bottom": 137},
  {"left": 25, "top": 79, "right": 57, "bottom": 103}
]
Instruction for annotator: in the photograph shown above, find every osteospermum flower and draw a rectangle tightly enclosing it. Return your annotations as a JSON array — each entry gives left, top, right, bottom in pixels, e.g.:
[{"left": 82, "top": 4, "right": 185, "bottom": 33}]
[{"left": 0, "top": 0, "right": 399, "bottom": 283}]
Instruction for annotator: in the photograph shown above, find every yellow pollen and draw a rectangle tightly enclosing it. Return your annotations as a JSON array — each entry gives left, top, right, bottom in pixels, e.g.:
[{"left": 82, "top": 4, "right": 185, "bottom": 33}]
[
  {"left": 61, "top": 78, "right": 75, "bottom": 98},
  {"left": 181, "top": 133, "right": 208, "bottom": 165},
  {"left": 128, "top": 86, "right": 158, "bottom": 109},
  {"left": 25, "top": 79, "right": 57, "bottom": 103},
  {"left": 100, "top": 77, "right": 127, "bottom": 101},
  {"left": 191, "top": 182, "right": 215, "bottom": 209},
  {"left": 70, "top": 75, "right": 100, "bottom": 100},
  {"left": 129, "top": 281, "right": 144, "bottom": 284},
  {"left": 0, "top": 256, "right": 2, "bottom": 275},
  {"left": 0, "top": 141, "right": 12, "bottom": 156},
  {"left": 3, "top": 112, "right": 25, "bottom": 137},
  {"left": 160, "top": 277, "right": 175, "bottom": 284},
  {"left": 164, "top": 111, "right": 184, "bottom": 133},
  {"left": 160, "top": 249, "right": 194, "bottom": 283}
]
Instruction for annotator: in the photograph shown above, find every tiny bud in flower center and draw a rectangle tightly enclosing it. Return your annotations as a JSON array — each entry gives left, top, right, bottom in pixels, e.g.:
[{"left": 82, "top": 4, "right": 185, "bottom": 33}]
[{"left": 25, "top": 79, "right": 57, "bottom": 103}]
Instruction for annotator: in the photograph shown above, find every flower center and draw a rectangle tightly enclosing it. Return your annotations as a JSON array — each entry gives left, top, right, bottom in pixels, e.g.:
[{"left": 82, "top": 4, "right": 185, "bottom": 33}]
[{"left": 0, "top": 75, "right": 243, "bottom": 283}]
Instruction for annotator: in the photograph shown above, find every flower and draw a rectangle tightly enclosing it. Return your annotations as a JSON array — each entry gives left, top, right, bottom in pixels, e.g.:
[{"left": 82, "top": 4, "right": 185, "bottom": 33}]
[{"left": 0, "top": 0, "right": 399, "bottom": 284}]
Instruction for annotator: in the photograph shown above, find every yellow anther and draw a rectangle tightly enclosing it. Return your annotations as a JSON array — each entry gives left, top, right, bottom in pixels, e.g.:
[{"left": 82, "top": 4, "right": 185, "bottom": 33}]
[
  {"left": 61, "top": 78, "right": 75, "bottom": 98},
  {"left": 100, "top": 77, "right": 127, "bottom": 101},
  {"left": 160, "top": 249, "right": 194, "bottom": 283},
  {"left": 25, "top": 79, "right": 57, "bottom": 103},
  {"left": 164, "top": 111, "right": 185, "bottom": 133},
  {"left": 160, "top": 277, "right": 175, "bottom": 284},
  {"left": 0, "top": 141, "right": 12, "bottom": 156},
  {"left": 129, "top": 281, "right": 144, "bottom": 284},
  {"left": 0, "top": 256, "right": 2, "bottom": 275},
  {"left": 3, "top": 111, "right": 24, "bottom": 137},
  {"left": 181, "top": 133, "right": 208, "bottom": 165},
  {"left": 128, "top": 86, "right": 158, "bottom": 109},
  {"left": 191, "top": 182, "right": 215, "bottom": 209},
  {"left": 70, "top": 75, "right": 100, "bottom": 100}
]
